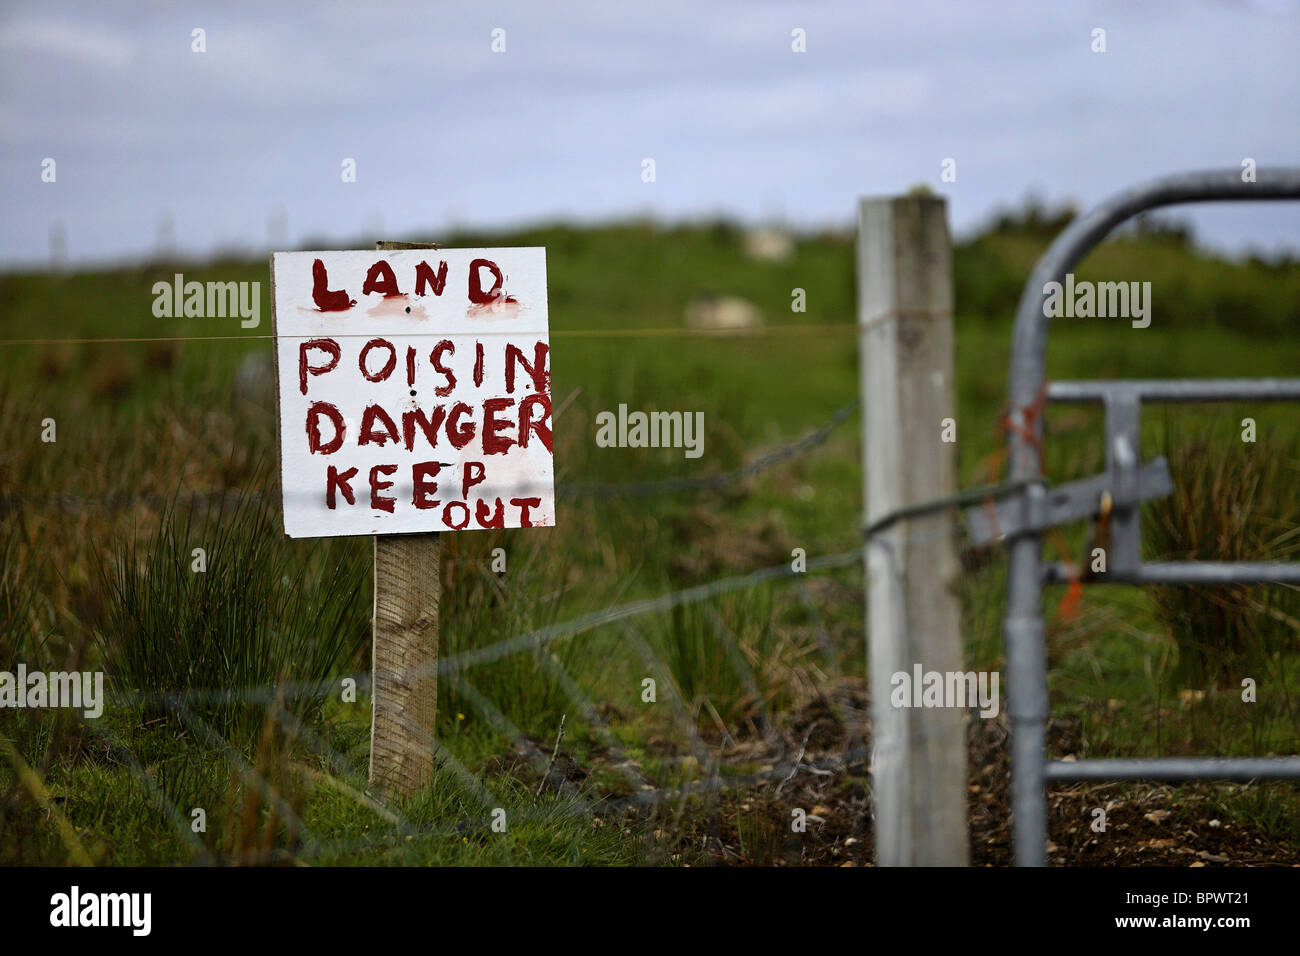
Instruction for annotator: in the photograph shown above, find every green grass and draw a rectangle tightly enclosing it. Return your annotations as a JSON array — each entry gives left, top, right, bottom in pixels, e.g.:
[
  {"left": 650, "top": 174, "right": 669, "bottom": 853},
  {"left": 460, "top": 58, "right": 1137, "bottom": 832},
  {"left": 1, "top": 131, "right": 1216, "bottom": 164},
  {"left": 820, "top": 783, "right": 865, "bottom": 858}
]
[
  {"left": 2, "top": 211, "right": 1299, "bottom": 865},
  {"left": 96, "top": 483, "right": 370, "bottom": 746}
]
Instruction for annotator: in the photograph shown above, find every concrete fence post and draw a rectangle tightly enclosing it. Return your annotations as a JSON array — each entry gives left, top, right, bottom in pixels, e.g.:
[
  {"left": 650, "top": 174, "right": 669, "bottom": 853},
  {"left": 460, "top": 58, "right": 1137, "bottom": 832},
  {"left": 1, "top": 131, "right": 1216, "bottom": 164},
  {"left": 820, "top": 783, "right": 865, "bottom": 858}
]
[{"left": 856, "top": 194, "right": 969, "bottom": 865}]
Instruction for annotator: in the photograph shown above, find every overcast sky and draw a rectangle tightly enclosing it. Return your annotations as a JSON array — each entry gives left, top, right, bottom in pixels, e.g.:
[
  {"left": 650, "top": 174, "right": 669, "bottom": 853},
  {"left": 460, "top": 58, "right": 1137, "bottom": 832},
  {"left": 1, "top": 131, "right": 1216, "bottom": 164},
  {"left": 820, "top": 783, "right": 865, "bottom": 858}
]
[{"left": 2, "top": 0, "right": 1298, "bottom": 269}]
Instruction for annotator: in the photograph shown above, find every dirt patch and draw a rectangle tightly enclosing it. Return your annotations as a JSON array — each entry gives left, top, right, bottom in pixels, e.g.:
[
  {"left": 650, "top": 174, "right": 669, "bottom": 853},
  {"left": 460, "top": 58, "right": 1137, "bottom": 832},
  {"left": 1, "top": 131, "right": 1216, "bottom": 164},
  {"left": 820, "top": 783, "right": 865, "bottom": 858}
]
[{"left": 516, "top": 681, "right": 1300, "bottom": 866}]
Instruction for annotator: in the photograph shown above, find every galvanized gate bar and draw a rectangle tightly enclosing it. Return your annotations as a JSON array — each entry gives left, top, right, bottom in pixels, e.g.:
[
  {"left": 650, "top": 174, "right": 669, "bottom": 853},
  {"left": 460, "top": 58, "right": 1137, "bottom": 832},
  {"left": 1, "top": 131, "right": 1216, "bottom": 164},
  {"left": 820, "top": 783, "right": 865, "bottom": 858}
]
[
  {"left": 1034, "top": 374, "right": 1300, "bottom": 585},
  {"left": 1000, "top": 167, "right": 1300, "bottom": 867},
  {"left": 1047, "top": 757, "right": 1300, "bottom": 783},
  {"left": 1006, "top": 169, "right": 1300, "bottom": 408},
  {"left": 1044, "top": 561, "right": 1300, "bottom": 585},
  {"left": 1050, "top": 379, "right": 1300, "bottom": 402}
]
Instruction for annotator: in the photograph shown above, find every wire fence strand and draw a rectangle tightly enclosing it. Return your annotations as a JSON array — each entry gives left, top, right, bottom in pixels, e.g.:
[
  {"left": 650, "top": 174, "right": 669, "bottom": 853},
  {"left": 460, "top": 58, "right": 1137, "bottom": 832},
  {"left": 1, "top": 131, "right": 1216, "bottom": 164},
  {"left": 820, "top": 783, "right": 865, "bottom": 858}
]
[{"left": 0, "top": 373, "right": 1031, "bottom": 865}]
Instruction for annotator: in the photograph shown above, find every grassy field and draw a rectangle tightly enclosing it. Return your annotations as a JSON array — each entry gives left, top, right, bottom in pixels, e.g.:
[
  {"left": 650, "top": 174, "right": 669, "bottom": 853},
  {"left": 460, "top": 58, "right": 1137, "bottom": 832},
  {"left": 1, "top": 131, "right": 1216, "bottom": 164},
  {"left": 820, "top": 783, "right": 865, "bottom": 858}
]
[{"left": 2, "top": 210, "right": 1299, "bottom": 865}]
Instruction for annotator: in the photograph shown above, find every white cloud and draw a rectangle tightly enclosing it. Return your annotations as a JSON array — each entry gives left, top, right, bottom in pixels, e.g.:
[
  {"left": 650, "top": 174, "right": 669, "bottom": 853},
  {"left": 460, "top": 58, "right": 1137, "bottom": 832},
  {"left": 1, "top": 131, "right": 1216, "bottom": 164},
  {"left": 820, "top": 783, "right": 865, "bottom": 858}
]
[
  {"left": 0, "top": 17, "right": 134, "bottom": 70},
  {"left": 0, "top": 0, "right": 1295, "bottom": 268}
]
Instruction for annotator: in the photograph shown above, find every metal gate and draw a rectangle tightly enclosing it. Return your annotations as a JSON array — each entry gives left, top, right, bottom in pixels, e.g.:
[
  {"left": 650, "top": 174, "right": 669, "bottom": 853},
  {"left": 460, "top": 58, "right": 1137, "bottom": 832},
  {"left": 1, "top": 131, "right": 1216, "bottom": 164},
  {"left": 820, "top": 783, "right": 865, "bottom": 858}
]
[{"left": 964, "top": 168, "right": 1300, "bottom": 867}]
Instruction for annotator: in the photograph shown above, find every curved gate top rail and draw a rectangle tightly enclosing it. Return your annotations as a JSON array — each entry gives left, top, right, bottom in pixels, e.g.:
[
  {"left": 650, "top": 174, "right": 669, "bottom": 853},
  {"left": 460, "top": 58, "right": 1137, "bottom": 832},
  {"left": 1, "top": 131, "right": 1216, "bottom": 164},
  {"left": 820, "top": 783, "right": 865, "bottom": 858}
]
[
  {"left": 1007, "top": 167, "right": 1300, "bottom": 433},
  {"left": 990, "top": 167, "right": 1300, "bottom": 867}
]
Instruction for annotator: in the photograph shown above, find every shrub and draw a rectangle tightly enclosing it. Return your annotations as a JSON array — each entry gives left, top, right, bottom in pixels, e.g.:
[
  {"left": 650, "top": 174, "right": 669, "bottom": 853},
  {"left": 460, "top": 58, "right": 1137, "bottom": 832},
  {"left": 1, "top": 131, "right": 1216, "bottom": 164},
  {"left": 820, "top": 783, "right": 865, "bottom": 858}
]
[
  {"left": 96, "top": 485, "right": 369, "bottom": 747},
  {"left": 1147, "top": 428, "right": 1300, "bottom": 687}
]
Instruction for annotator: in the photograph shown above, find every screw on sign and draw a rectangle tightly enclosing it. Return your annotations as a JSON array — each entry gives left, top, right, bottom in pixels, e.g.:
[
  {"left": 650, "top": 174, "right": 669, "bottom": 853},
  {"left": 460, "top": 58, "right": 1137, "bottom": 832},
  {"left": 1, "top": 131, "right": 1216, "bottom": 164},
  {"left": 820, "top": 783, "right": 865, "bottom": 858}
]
[{"left": 269, "top": 241, "right": 554, "bottom": 799}]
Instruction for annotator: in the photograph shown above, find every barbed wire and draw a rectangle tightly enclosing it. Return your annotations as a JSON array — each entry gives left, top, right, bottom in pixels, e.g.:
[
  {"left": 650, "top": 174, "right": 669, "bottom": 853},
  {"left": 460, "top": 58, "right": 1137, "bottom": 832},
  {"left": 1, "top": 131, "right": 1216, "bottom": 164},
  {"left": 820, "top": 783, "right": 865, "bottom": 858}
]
[
  {"left": 33, "top": 548, "right": 877, "bottom": 865},
  {"left": 0, "top": 362, "right": 1036, "bottom": 866},
  {"left": 1, "top": 509, "right": 1006, "bottom": 865},
  {"left": 0, "top": 394, "right": 879, "bottom": 865},
  {"left": 559, "top": 400, "right": 858, "bottom": 499},
  {"left": 98, "top": 542, "right": 865, "bottom": 709},
  {"left": 0, "top": 400, "right": 859, "bottom": 514},
  {"left": 862, "top": 476, "right": 1041, "bottom": 541},
  {"left": 0, "top": 391, "right": 1041, "bottom": 865},
  {"left": 41, "top": 425, "right": 991, "bottom": 716}
]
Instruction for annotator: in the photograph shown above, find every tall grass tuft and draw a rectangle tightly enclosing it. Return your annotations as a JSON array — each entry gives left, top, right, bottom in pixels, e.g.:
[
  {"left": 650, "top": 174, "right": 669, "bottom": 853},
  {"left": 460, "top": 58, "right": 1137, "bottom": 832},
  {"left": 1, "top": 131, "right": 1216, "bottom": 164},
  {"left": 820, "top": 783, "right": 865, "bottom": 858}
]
[
  {"left": 96, "top": 483, "right": 369, "bottom": 747},
  {"left": 1147, "top": 426, "right": 1300, "bottom": 687},
  {"left": 653, "top": 591, "right": 792, "bottom": 736},
  {"left": 0, "top": 522, "right": 40, "bottom": 665},
  {"left": 436, "top": 529, "right": 580, "bottom": 740}
]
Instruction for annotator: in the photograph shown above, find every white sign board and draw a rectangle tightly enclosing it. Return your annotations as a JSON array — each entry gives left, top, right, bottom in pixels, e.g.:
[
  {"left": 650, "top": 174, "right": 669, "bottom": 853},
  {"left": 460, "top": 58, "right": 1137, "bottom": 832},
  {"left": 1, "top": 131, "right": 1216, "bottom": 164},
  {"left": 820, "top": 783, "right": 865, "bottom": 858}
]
[{"left": 270, "top": 248, "right": 554, "bottom": 538}]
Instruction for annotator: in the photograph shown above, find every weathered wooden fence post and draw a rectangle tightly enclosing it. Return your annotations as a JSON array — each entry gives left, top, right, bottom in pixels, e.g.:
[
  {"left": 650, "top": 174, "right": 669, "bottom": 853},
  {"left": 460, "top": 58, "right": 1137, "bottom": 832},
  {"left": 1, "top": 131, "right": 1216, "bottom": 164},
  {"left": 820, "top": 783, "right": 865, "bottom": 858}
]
[
  {"left": 369, "top": 240, "right": 441, "bottom": 800},
  {"left": 857, "top": 195, "right": 969, "bottom": 865}
]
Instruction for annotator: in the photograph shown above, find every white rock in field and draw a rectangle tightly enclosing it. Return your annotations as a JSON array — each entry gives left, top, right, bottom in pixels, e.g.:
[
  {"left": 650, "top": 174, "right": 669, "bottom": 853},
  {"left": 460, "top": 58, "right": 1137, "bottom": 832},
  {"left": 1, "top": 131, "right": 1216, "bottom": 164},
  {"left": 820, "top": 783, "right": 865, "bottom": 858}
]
[
  {"left": 743, "top": 228, "right": 795, "bottom": 263},
  {"left": 684, "top": 294, "right": 763, "bottom": 332}
]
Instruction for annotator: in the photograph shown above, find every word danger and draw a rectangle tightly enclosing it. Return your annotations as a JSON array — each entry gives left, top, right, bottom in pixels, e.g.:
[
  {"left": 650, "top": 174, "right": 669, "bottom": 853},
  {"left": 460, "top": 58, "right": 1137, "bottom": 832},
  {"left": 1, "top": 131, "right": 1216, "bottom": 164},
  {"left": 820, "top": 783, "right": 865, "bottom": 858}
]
[
  {"left": 272, "top": 247, "right": 554, "bottom": 538},
  {"left": 299, "top": 337, "right": 550, "bottom": 526}
]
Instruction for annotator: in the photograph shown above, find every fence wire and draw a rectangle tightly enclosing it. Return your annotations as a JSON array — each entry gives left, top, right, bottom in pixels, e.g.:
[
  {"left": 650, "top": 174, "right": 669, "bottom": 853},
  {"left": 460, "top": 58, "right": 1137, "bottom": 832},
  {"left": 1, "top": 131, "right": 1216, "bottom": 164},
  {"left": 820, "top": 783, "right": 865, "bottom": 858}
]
[{"left": 1, "top": 382, "right": 1016, "bottom": 867}]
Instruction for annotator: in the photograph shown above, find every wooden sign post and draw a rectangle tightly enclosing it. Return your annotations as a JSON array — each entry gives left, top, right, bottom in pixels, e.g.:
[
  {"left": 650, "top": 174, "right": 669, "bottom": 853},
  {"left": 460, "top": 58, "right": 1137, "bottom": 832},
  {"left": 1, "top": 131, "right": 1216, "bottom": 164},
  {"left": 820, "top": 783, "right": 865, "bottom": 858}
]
[
  {"left": 371, "top": 518, "right": 440, "bottom": 798},
  {"left": 270, "top": 242, "right": 554, "bottom": 801},
  {"left": 371, "top": 240, "right": 441, "bottom": 800}
]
